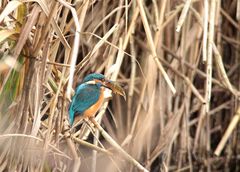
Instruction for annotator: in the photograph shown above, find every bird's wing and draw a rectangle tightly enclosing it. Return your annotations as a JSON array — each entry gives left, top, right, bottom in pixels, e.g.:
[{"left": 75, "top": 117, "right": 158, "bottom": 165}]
[{"left": 70, "top": 84, "right": 100, "bottom": 115}]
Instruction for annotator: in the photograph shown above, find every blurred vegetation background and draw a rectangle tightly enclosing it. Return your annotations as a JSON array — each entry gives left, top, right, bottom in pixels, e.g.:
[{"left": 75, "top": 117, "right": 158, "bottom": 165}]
[{"left": 0, "top": 0, "right": 240, "bottom": 171}]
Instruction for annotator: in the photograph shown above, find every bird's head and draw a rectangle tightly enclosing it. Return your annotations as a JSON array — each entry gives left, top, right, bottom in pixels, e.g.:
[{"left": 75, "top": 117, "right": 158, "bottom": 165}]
[{"left": 82, "top": 73, "right": 126, "bottom": 99}]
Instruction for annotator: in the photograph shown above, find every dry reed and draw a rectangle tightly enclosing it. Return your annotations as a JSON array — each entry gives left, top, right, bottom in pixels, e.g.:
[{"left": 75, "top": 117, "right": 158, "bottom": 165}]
[{"left": 0, "top": 0, "right": 240, "bottom": 172}]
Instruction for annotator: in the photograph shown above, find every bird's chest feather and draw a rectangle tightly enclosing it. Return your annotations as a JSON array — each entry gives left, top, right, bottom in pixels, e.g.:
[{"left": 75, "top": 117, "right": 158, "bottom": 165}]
[{"left": 83, "top": 87, "right": 104, "bottom": 117}]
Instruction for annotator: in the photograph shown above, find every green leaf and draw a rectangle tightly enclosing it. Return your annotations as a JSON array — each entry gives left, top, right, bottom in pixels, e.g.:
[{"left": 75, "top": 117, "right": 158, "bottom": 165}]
[{"left": 0, "top": 0, "right": 23, "bottom": 23}]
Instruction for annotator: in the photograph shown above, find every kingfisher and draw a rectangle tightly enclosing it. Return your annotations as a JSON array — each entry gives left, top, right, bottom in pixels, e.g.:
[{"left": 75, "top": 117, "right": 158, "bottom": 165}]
[{"left": 69, "top": 73, "right": 126, "bottom": 125}]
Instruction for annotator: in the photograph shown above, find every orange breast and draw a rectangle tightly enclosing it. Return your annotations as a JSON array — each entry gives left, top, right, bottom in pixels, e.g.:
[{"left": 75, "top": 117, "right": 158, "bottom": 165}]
[{"left": 83, "top": 88, "right": 104, "bottom": 118}]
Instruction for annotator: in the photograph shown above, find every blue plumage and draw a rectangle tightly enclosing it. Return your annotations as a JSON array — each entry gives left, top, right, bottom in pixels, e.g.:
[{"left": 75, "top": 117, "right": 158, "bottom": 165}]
[
  {"left": 69, "top": 73, "right": 104, "bottom": 125},
  {"left": 69, "top": 73, "right": 126, "bottom": 126}
]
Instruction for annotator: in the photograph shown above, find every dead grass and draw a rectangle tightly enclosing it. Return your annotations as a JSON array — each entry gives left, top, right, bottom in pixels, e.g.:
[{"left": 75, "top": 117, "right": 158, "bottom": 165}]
[{"left": 0, "top": 0, "right": 240, "bottom": 171}]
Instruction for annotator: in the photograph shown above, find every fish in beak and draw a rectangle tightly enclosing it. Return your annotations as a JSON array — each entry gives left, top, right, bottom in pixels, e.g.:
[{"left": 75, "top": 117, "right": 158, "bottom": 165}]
[{"left": 103, "top": 80, "right": 126, "bottom": 100}]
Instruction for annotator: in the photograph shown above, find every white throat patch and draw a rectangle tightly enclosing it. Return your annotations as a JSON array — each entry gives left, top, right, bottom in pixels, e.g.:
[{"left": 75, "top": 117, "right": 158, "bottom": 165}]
[{"left": 85, "top": 80, "right": 96, "bottom": 85}]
